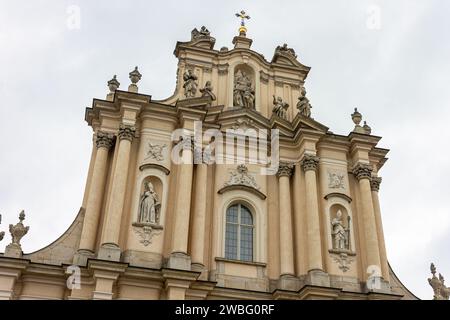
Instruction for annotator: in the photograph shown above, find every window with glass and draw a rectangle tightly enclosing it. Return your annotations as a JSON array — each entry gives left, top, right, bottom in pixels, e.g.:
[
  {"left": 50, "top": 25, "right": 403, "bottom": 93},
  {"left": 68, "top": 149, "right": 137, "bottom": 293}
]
[{"left": 225, "top": 204, "right": 254, "bottom": 262}]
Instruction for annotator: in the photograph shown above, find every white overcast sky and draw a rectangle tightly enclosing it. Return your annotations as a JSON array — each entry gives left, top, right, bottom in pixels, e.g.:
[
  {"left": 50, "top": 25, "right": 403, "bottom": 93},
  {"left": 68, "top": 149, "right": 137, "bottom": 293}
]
[{"left": 1, "top": 0, "right": 449, "bottom": 300}]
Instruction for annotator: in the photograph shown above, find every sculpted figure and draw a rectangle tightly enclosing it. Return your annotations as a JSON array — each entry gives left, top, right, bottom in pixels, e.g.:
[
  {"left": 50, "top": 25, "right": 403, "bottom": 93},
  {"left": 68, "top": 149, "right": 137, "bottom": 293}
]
[
  {"left": 272, "top": 95, "right": 289, "bottom": 120},
  {"left": 297, "top": 87, "right": 312, "bottom": 118},
  {"left": 331, "top": 210, "right": 350, "bottom": 250},
  {"left": 138, "top": 182, "right": 161, "bottom": 225},
  {"left": 200, "top": 81, "right": 216, "bottom": 100},
  {"left": 183, "top": 69, "right": 198, "bottom": 98},
  {"left": 233, "top": 70, "right": 255, "bottom": 108}
]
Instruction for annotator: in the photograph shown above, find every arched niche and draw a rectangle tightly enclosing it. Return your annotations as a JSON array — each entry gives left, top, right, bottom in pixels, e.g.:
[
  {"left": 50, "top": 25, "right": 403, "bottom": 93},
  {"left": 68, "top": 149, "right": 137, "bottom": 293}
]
[
  {"left": 135, "top": 176, "right": 163, "bottom": 225},
  {"left": 230, "top": 63, "right": 258, "bottom": 110},
  {"left": 325, "top": 198, "right": 356, "bottom": 254}
]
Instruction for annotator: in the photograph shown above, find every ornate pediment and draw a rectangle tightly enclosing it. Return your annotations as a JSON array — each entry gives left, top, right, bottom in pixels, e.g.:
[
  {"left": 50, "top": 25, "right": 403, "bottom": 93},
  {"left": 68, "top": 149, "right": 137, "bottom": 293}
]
[{"left": 218, "top": 165, "right": 266, "bottom": 200}]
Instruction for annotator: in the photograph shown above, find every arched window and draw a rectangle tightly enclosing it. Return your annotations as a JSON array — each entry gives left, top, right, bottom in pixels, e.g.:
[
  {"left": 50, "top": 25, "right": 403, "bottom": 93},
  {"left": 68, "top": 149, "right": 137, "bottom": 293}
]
[{"left": 225, "top": 204, "right": 254, "bottom": 262}]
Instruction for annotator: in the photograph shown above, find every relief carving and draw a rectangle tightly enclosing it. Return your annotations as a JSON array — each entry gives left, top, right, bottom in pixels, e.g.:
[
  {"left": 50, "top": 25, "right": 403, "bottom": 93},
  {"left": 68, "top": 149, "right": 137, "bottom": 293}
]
[
  {"left": 145, "top": 143, "right": 167, "bottom": 162},
  {"left": 328, "top": 172, "right": 345, "bottom": 189},
  {"left": 223, "top": 164, "right": 260, "bottom": 190}
]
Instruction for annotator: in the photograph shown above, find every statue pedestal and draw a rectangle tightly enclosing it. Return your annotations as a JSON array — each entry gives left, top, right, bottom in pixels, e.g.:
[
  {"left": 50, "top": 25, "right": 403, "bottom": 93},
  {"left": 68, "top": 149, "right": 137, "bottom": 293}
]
[{"left": 4, "top": 244, "right": 22, "bottom": 258}]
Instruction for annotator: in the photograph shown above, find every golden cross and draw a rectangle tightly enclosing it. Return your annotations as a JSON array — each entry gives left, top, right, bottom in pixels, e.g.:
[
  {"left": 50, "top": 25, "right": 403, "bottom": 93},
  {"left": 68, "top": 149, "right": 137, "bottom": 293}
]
[{"left": 235, "top": 10, "right": 251, "bottom": 35}]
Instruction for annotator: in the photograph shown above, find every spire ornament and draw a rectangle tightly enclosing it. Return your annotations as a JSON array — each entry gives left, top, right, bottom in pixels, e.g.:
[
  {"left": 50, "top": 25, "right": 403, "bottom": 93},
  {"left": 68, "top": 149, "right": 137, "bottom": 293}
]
[{"left": 235, "top": 10, "right": 250, "bottom": 36}]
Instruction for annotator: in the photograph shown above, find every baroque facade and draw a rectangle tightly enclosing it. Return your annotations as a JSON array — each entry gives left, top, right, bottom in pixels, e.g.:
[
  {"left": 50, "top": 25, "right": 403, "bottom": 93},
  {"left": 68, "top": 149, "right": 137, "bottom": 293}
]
[{"left": 0, "top": 22, "right": 418, "bottom": 300}]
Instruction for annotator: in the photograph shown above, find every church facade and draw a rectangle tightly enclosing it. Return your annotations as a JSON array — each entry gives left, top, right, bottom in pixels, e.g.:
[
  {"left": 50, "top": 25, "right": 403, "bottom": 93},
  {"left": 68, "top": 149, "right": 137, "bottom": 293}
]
[{"left": 0, "top": 22, "right": 417, "bottom": 300}]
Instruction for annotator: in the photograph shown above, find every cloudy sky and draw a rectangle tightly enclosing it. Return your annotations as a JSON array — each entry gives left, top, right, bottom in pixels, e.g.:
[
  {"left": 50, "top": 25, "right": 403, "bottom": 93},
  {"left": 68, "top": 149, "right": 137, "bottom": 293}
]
[{"left": 1, "top": 0, "right": 449, "bottom": 299}]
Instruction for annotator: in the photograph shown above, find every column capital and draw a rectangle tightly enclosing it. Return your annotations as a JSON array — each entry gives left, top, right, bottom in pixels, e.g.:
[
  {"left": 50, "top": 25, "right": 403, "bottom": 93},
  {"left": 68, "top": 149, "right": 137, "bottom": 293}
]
[
  {"left": 118, "top": 124, "right": 136, "bottom": 142},
  {"left": 352, "top": 163, "right": 373, "bottom": 181},
  {"left": 96, "top": 131, "right": 115, "bottom": 149},
  {"left": 371, "top": 176, "right": 382, "bottom": 192},
  {"left": 300, "top": 154, "right": 320, "bottom": 172},
  {"left": 277, "top": 162, "right": 295, "bottom": 178}
]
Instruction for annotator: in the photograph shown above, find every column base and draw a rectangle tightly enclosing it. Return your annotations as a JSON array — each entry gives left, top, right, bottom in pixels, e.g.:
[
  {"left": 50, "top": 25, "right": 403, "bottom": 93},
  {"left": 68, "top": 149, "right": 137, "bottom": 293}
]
[
  {"left": 97, "top": 243, "right": 121, "bottom": 262},
  {"left": 277, "top": 274, "right": 301, "bottom": 291},
  {"left": 166, "top": 252, "right": 191, "bottom": 271},
  {"left": 364, "top": 277, "right": 391, "bottom": 294},
  {"left": 305, "top": 269, "right": 331, "bottom": 287},
  {"left": 73, "top": 249, "right": 95, "bottom": 266},
  {"left": 4, "top": 244, "right": 23, "bottom": 258}
]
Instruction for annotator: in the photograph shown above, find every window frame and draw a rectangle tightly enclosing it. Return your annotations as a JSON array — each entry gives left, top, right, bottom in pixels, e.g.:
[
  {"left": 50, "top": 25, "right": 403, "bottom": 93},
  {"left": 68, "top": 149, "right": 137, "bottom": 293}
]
[{"left": 224, "top": 203, "right": 255, "bottom": 262}]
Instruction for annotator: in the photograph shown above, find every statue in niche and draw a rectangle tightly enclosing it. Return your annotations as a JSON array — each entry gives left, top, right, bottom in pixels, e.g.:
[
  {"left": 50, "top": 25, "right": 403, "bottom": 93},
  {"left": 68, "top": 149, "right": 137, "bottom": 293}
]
[
  {"left": 331, "top": 210, "right": 350, "bottom": 251},
  {"left": 297, "top": 87, "right": 312, "bottom": 118},
  {"left": 138, "top": 182, "right": 161, "bottom": 225},
  {"left": 233, "top": 70, "right": 255, "bottom": 109},
  {"left": 200, "top": 81, "right": 216, "bottom": 100},
  {"left": 183, "top": 69, "right": 198, "bottom": 98},
  {"left": 272, "top": 95, "right": 289, "bottom": 120}
]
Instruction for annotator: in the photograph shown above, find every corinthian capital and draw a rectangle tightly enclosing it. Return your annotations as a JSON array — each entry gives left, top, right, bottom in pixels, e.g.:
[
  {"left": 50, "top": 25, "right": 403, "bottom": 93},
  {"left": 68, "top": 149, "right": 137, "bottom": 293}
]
[
  {"left": 96, "top": 131, "right": 115, "bottom": 149},
  {"left": 300, "top": 154, "right": 319, "bottom": 172},
  {"left": 118, "top": 124, "right": 136, "bottom": 142},
  {"left": 352, "top": 163, "right": 373, "bottom": 181},
  {"left": 277, "top": 162, "right": 294, "bottom": 178},
  {"left": 371, "top": 176, "right": 382, "bottom": 192}
]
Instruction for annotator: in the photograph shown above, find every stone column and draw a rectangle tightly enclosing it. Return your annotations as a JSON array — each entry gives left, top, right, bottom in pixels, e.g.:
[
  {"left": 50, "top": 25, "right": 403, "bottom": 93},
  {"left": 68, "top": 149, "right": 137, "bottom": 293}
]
[
  {"left": 99, "top": 124, "right": 135, "bottom": 261},
  {"left": 277, "top": 163, "right": 295, "bottom": 277},
  {"left": 301, "top": 155, "right": 323, "bottom": 272},
  {"left": 168, "top": 137, "right": 194, "bottom": 270},
  {"left": 371, "top": 177, "right": 390, "bottom": 282},
  {"left": 353, "top": 163, "right": 381, "bottom": 273},
  {"left": 77, "top": 132, "right": 114, "bottom": 259},
  {"left": 190, "top": 161, "right": 208, "bottom": 272}
]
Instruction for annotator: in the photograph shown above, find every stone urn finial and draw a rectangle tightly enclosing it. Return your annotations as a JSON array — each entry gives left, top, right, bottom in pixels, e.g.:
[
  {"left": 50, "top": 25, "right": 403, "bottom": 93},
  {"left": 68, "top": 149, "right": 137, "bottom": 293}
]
[
  {"left": 107, "top": 75, "right": 120, "bottom": 93},
  {"left": 351, "top": 108, "right": 362, "bottom": 126},
  {"left": 0, "top": 214, "right": 4, "bottom": 242},
  {"left": 363, "top": 121, "right": 372, "bottom": 135},
  {"left": 128, "top": 66, "right": 142, "bottom": 93},
  {"left": 5, "top": 210, "right": 30, "bottom": 258},
  {"left": 351, "top": 108, "right": 369, "bottom": 134}
]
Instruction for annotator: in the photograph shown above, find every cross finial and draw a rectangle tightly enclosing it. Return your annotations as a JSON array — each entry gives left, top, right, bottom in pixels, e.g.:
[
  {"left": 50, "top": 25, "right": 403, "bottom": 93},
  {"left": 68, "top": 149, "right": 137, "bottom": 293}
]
[{"left": 235, "top": 10, "right": 250, "bottom": 36}]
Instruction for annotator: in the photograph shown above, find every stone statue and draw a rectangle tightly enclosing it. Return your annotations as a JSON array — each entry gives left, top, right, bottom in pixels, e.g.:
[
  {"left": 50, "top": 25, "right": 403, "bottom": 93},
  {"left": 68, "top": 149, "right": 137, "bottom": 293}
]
[
  {"left": 272, "top": 95, "right": 289, "bottom": 120},
  {"left": 331, "top": 210, "right": 350, "bottom": 250},
  {"left": 138, "top": 182, "right": 161, "bottom": 225},
  {"left": 439, "top": 274, "right": 450, "bottom": 300},
  {"left": 428, "top": 263, "right": 450, "bottom": 300},
  {"left": 183, "top": 69, "right": 198, "bottom": 98},
  {"left": 233, "top": 70, "right": 255, "bottom": 109},
  {"left": 297, "top": 87, "right": 312, "bottom": 118},
  {"left": 191, "top": 26, "right": 210, "bottom": 40},
  {"left": 200, "top": 81, "right": 216, "bottom": 100},
  {"left": 275, "top": 43, "right": 297, "bottom": 58}
]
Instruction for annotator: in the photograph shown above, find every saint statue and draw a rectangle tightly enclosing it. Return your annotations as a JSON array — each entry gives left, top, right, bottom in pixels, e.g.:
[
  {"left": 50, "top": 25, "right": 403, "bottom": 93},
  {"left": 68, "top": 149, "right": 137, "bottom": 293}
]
[
  {"left": 297, "top": 87, "right": 312, "bottom": 118},
  {"left": 200, "top": 81, "right": 216, "bottom": 100},
  {"left": 233, "top": 70, "right": 255, "bottom": 109},
  {"left": 183, "top": 69, "right": 198, "bottom": 98},
  {"left": 272, "top": 95, "right": 289, "bottom": 120},
  {"left": 138, "top": 182, "right": 161, "bottom": 225},
  {"left": 331, "top": 210, "right": 350, "bottom": 250}
]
